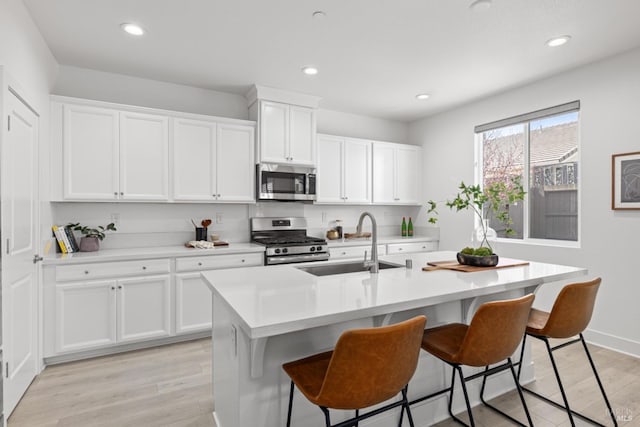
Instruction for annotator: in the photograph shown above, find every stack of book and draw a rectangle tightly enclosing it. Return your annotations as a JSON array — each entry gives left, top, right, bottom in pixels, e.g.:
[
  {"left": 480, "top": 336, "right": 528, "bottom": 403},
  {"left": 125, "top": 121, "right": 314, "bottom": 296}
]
[{"left": 52, "top": 225, "right": 80, "bottom": 253}]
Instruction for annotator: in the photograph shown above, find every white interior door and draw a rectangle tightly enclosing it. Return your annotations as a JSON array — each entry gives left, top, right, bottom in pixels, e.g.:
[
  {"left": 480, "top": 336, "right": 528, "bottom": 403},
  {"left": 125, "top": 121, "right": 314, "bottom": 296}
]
[{"left": 1, "top": 86, "right": 39, "bottom": 417}]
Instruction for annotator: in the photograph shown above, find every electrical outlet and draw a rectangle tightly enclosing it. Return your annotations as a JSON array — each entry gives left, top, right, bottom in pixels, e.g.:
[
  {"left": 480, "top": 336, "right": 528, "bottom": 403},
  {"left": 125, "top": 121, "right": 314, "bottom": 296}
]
[
  {"left": 321, "top": 211, "right": 327, "bottom": 224},
  {"left": 110, "top": 213, "right": 120, "bottom": 227},
  {"left": 216, "top": 213, "right": 223, "bottom": 224}
]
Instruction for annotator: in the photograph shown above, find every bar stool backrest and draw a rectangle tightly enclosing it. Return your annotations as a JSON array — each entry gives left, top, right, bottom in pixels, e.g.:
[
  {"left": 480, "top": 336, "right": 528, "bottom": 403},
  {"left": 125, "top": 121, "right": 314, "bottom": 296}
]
[
  {"left": 457, "top": 294, "right": 535, "bottom": 367},
  {"left": 314, "top": 315, "right": 426, "bottom": 410},
  {"left": 540, "top": 277, "right": 601, "bottom": 339}
]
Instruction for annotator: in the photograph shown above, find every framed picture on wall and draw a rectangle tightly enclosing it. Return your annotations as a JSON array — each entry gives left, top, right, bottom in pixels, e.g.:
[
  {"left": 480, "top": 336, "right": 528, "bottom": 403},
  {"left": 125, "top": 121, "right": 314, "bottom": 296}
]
[{"left": 612, "top": 151, "right": 640, "bottom": 210}]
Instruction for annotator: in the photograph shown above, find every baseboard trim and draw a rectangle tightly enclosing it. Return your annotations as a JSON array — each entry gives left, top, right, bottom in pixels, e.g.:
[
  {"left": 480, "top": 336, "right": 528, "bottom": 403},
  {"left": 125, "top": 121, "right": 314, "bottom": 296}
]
[
  {"left": 44, "top": 330, "right": 212, "bottom": 365},
  {"left": 584, "top": 328, "right": 640, "bottom": 358}
]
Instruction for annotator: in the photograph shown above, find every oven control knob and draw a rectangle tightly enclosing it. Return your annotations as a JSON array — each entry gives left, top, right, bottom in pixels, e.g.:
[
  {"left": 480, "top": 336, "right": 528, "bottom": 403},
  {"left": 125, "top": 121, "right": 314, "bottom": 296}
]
[
  {"left": 317, "top": 246, "right": 323, "bottom": 251},
  {"left": 282, "top": 248, "right": 288, "bottom": 254},
  {"left": 274, "top": 248, "right": 281, "bottom": 254},
  {"left": 310, "top": 246, "right": 316, "bottom": 252}
]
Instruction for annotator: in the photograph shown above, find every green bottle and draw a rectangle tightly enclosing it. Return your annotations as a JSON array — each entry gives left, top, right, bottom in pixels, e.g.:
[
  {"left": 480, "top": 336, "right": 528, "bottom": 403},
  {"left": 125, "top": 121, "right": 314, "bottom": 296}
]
[
  {"left": 408, "top": 217, "right": 414, "bottom": 237},
  {"left": 401, "top": 217, "right": 407, "bottom": 237}
]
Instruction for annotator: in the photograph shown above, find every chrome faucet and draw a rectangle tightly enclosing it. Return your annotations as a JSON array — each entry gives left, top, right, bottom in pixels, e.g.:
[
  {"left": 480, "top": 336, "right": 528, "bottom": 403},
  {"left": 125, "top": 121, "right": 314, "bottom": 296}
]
[{"left": 356, "top": 212, "right": 378, "bottom": 274}]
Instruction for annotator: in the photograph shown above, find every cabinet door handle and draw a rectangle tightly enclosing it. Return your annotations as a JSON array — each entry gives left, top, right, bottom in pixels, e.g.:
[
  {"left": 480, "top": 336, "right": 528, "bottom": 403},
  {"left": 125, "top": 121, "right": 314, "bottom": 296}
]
[
  {"left": 198, "top": 262, "right": 202, "bottom": 266},
  {"left": 142, "top": 266, "right": 147, "bottom": 270},
  {"left": 398, "top": 248, "right": 403, "bottom": 251},
  {"left": 111, "top": 286, "right": 115, "bottom": 290},
  {"left": 241, "top": 259, "right": 245, "bottom": 263},
  {"left": 84, "top": 270, "right": 89, "bottom": 275},
  {"left": 118, "top": 285, "right": 122, "bottom": 289},
  {"left": 341, "top": 252, "right": 346, "bottom": 255},
  {"left": 114, "top": 192, "right": 118, "bottom": 196},
  {"left": 120, "top": 192, "right": 124, "bottom": 196},
  {"left": 217, "top": 194, "right": 221, "bottom": 198}
]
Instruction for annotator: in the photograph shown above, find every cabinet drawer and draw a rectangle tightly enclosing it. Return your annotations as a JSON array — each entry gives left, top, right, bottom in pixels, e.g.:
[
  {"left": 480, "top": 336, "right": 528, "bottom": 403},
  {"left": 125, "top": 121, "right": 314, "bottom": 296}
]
[
  {"left": 387, "top": 241, "right": 438, "bottom": 254},
  {"left": 176, "top": 252, "right": 263, "bottom": 272},
  {"left": 56, "top": 259, "right": 170, "bottom": 282},
  {"left": 330, "top": 244, "right": 386, "bottom": 260}
]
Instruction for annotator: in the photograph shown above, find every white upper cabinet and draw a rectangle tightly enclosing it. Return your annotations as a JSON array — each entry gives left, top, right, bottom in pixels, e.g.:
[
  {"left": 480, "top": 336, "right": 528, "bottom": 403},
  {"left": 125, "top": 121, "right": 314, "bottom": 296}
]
[
  {"left": 259, "top": 100, "right": 316, "bottom": 166},
  {"left": 343, "top": 138, "right": 372, "bottom": 204},
  {"left": 372, "top": 142, "right": 422, "bottom": 205},
  {"left": 288, "top": 105, "right": 315, "bottom": 165},
  {"left": 172, "top": 118, "right": 216, "bottom": 201},
  {"left": 215, "top": 123, "right": 255, "bottom": 202},
  {"left": 119, "top": 112, "right": 169, "bottom": 200},
  {"left": 53, "top": 97, "right": 256, "bottom": 203},
  {"left": 316, "top": 135, "right": 343, "bottom": 203},
  {"left": 316, "top": 134, "right": 371, "bottom": 204},
  {"left": 61, "top": 104, "right": 169, "bottom": 201},
  {"left": 63, "top": 104, "right": 119, "bottom": 200},
  {"left": 260, "top": 101, "right": 288, "bottom": 163},
  {"left": 172, "top": 118, "right": 255, "bottom": 202}
]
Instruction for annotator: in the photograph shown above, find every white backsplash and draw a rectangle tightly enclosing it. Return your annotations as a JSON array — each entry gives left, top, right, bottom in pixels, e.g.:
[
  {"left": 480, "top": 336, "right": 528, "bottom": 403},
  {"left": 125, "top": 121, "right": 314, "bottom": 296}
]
[{"left": 48, "top": 201, "right": 436, "bottom": 252}]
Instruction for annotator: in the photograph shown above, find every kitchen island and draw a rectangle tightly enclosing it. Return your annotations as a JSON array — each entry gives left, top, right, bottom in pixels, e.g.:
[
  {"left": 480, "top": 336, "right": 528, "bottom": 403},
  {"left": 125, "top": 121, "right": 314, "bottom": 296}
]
[{"left": 202, "top": 251, "right": 587, "bottom": 427}]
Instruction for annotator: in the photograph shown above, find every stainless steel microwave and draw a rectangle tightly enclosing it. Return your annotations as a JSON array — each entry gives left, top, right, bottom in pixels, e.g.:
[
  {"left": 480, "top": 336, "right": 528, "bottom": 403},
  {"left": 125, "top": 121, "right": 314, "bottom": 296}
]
[{"left": 256, "top": 164, "right": 316, "bottom": 201}]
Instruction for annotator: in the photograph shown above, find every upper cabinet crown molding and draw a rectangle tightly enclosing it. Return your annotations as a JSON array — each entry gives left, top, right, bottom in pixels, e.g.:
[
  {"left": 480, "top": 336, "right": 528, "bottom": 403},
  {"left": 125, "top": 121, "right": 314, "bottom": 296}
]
[
  {"left": 245, "top": 85, "right": 321, "bottom": 110},
  {"left": 50, "top": 95, "right": 256, "bottom": 127}
]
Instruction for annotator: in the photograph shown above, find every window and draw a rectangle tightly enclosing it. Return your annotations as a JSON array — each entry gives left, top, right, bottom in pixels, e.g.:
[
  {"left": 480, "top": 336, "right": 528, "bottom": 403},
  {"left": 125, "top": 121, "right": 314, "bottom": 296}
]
[{"left": 475, "top": 101, "right": 580, "bottom": 242}]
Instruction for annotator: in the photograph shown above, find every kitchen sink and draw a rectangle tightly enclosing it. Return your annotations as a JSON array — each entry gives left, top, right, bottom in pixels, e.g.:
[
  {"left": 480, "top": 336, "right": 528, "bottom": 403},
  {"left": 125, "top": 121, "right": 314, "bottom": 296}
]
[{"left": 296, "top": 261, "right": 403, "bottom": 276}]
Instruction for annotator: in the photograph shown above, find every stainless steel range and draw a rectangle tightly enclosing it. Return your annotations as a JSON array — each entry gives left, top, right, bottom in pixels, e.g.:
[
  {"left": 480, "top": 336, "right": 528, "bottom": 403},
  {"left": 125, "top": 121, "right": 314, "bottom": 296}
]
[{"left": 250, "top": 217, "right": 329, "bottom": 265}]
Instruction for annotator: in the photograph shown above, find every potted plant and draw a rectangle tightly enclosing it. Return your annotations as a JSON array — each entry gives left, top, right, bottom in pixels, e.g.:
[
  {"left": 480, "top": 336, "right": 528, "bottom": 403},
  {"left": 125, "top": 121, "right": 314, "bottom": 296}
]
[
  {"left": 427, "top": 176, "right": 525, "bottom": 266},
  {"left": 67, "top": 222, "right": 117, "bottom": 252}
]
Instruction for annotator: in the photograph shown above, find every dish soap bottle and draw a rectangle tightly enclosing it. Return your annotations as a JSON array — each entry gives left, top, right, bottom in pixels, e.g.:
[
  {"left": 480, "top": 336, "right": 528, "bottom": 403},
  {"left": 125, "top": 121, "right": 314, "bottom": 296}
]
[
  {"left": 408, "top": 217, "right": 414, "bottom": 237},
  {"left": 401, "top": 217, "right": 407, "bottom": 237}
]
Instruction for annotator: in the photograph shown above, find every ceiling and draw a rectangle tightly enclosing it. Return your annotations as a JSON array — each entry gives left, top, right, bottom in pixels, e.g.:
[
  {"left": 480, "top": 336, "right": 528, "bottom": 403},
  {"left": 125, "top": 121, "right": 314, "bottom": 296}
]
[{"left": 23, "top": 0, "right": 640, "bottom": 122}]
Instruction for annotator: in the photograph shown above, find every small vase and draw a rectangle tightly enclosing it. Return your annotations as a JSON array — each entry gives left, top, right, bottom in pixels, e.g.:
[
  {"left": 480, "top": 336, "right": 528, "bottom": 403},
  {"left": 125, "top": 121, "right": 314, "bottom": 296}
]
[
  {"left": 79, "top": 236, "right": 100, "bottom": 252},
  {"left": 472, "top": 219, "right": 497, "bottom": 249}
]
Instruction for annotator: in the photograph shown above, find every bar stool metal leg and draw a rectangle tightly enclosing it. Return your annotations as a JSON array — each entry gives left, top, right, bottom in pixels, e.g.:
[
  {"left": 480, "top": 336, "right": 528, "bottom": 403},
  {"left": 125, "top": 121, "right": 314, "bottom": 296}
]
[
  {"left": 518, "top": 334, "right": 618, "bottom": 427},
  {"left": 479, "top": 360, "right": 533, "bottom": 427},
  {"left": 579, "top": 334, "right": 618, "bottom": 426},
  {"left": 287, "top": 380, "right": 295, "bottom": 427}
]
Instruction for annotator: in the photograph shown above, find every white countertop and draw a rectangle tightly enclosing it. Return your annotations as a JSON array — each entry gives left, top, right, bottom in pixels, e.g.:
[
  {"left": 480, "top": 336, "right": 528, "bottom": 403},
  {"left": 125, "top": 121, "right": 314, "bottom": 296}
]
[
  {"left": 202, "top": 251, "right": 587, "bottom": 340},
  {"left": 326, "top": 236, "right": 437, "bottom": 247},
  {"left": 43, "top": 243, "right": 265, "bottom": 265}
]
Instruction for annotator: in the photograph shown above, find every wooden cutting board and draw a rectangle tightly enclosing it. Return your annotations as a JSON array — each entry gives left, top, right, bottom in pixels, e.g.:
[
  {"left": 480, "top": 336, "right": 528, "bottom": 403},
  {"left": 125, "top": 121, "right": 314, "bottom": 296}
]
[{"left": 422, "top": 258, "right": 529, "bottom": 272}]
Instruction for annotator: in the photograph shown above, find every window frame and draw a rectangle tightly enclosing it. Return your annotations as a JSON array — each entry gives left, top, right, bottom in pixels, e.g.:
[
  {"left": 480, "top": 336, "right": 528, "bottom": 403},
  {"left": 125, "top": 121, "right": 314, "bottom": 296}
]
[{"left": 474, "top": 103, "right": 581, "bottom": 247}]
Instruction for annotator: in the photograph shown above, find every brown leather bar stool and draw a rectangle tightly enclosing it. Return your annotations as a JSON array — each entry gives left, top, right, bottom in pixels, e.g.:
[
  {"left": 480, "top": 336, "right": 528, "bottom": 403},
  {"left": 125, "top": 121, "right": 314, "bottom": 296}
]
[
  {"left": 516, "top": 278, "right": 617, "bottom": 427},
  {"left": 413, "top": 294, "right": 535, "bottom": 427},
  {"left": 282, "top": 315, "right": 426, "bottom": 427}
]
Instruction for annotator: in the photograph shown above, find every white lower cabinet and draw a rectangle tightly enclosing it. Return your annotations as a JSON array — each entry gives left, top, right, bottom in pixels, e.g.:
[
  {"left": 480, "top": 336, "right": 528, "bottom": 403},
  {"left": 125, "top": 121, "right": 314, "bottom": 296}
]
[
  {"left": 175, "top": 273, "right": 213, "bottom": 334},
  {"left": 117, "top": 275, "right": 172, "bottom": 343},
  {"left": 54, "top": 275, "right": 171, "bottom": 354},
  {"left": 55, "top": 280, "right": 117, "bottom": 353},
  {"left": 174, "top": 252, "right": 263, "bottom": 335}
]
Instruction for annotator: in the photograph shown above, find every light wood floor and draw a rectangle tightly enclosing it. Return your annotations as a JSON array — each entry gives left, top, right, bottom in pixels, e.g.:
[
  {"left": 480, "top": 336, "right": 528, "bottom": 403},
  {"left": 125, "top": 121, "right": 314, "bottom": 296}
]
[{"left": 7, "top": 337, "right": 639, "bottom": 426}]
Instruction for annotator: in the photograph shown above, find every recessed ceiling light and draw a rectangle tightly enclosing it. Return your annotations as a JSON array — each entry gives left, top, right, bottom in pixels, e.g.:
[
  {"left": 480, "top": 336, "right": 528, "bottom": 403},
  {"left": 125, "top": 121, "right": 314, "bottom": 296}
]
[
  {"left": 415, "top": 93, "right": 430, "bottom": 100},
  {"left": 469, "top": 0, "right": 492, "bottom": 11},
  {"left": 302, "top": 66, "right": 318, "bottom": 76},
  {"left": 546, "top": 35, "right": 571, "bottom": 47},
  {"left": 312, "top": 11, "right": 326, "bottom": 19},
  {"left": 121, "top": 23, "right": 145, "bottom": 36}
]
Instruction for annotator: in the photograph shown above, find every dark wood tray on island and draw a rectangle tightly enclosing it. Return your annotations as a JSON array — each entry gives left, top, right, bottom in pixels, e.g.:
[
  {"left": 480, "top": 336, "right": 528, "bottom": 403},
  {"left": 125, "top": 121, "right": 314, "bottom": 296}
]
[{"left": 422, "top": 258, "right": 529, "bottom": 272}]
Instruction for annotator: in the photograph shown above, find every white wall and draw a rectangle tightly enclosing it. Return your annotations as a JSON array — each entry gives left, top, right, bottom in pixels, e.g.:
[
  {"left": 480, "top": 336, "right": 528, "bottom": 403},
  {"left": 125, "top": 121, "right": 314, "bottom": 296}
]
[
  {"left": 53, "top": 65, "right": 249, "bottom": 120},
  {"left": 317, "top": 109, "right": 409, "bottom": 144},
  {"left": 0, "top": 0, "right": 59, "bottom": 250},
  {"left": 409, "top": 47, "right": 640, "bottom": 356}
]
